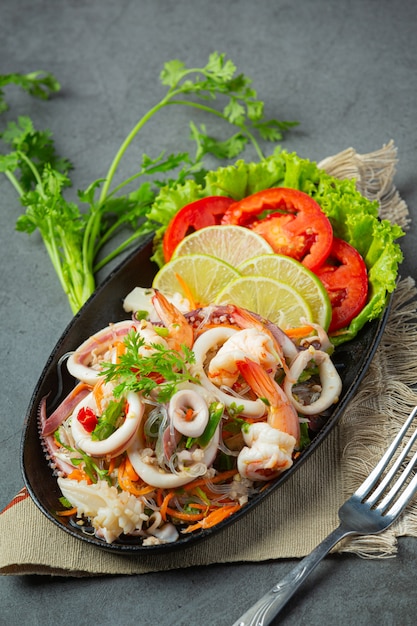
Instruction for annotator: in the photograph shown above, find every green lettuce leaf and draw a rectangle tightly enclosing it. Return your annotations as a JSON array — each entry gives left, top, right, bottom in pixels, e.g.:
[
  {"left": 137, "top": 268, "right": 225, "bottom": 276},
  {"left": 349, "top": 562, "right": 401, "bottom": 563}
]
[{"left": 148, "top": 150, "right": 404, "bottom": 344}]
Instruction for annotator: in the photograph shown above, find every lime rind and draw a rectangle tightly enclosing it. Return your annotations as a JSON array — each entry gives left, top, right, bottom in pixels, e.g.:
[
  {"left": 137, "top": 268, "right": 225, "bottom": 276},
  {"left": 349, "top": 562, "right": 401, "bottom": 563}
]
[
  {"left": 238, "top": 253, "right": 331, "bottom": 329},
  {"left": 214, "top": 275, "right": 313, "bottom": 330},
  {"left": 171, "top": 225, "right": 274, "bottom": 267},
  {"left": 152, "top": 253, "right": 240, "bottom": 305}
]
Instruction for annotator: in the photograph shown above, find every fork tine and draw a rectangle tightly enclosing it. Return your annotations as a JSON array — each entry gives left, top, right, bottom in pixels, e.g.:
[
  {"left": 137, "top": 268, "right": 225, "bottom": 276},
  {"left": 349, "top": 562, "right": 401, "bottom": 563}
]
[
  {"left": 376, "top": 446, "right": 417, "bottom": 516},
  {"left": 365, "top": 424, "right": 417, "bottom": 506},
  {"left": 355, "top": 406, "right": 417, "bottom": 500}
]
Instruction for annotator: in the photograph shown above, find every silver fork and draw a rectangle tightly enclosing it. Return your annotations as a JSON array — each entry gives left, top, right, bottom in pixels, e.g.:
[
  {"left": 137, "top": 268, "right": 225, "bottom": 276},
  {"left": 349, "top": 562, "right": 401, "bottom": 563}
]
[{"left": 232, "top": 406, "right": 417, "bottom": 626}]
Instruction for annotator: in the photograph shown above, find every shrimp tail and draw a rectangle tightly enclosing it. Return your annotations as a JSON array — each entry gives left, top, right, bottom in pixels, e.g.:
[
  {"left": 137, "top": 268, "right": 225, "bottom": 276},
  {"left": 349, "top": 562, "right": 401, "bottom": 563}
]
[
  {"left": 152, "top": 289, "right": 194, "bottom": 350},
  {"left": 237, "top": 357, "right": 300, "bottom": 444}
]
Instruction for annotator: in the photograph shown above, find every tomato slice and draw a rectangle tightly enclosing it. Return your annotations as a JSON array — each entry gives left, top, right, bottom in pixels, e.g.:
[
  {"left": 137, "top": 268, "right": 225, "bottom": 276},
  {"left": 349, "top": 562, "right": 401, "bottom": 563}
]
[
  {"left": 221, "top": 188, "right": 333, "bottom": 272},
  {"left": 315, "top": 237, "right": 368, "bottom": 332},
  {"left": 162, "top": 196, "right": 234, "bottom": 262}
]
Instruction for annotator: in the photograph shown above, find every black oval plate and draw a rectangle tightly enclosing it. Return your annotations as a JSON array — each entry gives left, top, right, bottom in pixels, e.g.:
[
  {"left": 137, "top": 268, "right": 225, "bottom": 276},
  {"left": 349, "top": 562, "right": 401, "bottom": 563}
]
[{"left": 21, "top": 234, "right": 391, "bottom": 554}]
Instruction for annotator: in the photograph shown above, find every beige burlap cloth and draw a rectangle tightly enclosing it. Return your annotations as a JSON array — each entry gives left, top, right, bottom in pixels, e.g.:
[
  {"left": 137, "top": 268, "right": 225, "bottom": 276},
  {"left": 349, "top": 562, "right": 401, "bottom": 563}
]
[{"left": 1, "top": 142, "right": 417, "bottom": 577}]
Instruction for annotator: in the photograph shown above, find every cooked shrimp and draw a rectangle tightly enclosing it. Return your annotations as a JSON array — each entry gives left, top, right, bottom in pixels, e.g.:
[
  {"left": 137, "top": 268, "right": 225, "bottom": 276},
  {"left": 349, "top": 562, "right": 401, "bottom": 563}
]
[
  {"left": 152, "top": 289, "right": 194, "bottom": 351},
  {"left": 191, "top": 327, "right": 266, "bottom": 418},
  {"left": 237, "top": 357, "right": 300, "bottom": 443},
  {"left": 208, "top": 327, "right": 280, "bottom": 387},
  {"left": 229, "top": 306, "right": 292, "bottom": 377},
  {"left": 237, "top": 422, "right": 296, "bottom": 481}
]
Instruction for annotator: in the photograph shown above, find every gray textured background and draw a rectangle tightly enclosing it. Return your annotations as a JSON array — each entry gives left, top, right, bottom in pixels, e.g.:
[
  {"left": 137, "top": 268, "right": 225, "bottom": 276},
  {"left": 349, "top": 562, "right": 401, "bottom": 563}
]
[{"left": 1, "top": 1, "right": 416, "bottom": 624}]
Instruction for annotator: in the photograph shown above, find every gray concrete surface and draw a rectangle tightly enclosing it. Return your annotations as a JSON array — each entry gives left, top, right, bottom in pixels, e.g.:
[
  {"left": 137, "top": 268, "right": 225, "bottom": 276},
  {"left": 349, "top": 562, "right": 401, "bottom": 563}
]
[{"left": 1, "top": 0, "right": 417, "bottom": 624}]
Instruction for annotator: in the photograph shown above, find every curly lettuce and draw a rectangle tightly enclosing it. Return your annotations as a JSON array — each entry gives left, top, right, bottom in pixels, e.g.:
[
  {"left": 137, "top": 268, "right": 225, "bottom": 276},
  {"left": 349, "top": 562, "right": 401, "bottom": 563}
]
[{"left": 148, "top": 150, "right": 404, "bottom": 345}]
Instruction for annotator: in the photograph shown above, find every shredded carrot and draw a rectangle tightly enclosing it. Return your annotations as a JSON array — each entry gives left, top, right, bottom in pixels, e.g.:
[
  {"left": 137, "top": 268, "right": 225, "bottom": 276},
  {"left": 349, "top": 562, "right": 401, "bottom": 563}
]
[
  {"left": 284, "top": 324, "right": 315, "bottom": 338},
  {"left": 121, "top": 479, "right": 156, "bottom": 497},
  {"left": 124, "top": 455, "right": 139, "bottom": 481},
  {"left": 115, "top": 340, "right": 126, "bottom": 361},
  {"left": 160, "top": 492, "right": 174, "bottom": 521},
  {"left": 117, "top": 457, "right": 126, "bottom": 481},
  {"left": 117, "top": 457, "right": 155, "bottom": 497},
  {"left": 156, "top": 488, "right": 164, "bottom": 507},
  {"left": 182, "top": 469, "right": 238, "bottom": 491},
  {"left": 184, "top": 407, "right": 195, "bottom": 421},
  {"left": 70, "top": 381, "right": 92, "bottom": 398},
  {"left": 174, "top": 272, "right": 198, "bottom": 309},
  {"left": 133, "top": 484, "right": 156, "bottom": 496},
  {"left": 188, "top": 502, "right": 208, "bottom": 510},
  {"left": 165, "top": 507, "right": 206, "bottom": 522},
  {"left": 92, "top": 378, "right": 105, "bottom": 413},
  {"left": 190, "top": 485, "right": 218, "bottom": 500},
  {"left": 107, "top": 456, "right": 119, "bottom": 474},
  {"left": 67, "top": 468, "right": 92, "bottom": 484},
  {"left": 56, "top": 507, "right": 78, "bottom": 517},
  {"left": 182, "top": 503, "right": 241, "bottom": 533}
]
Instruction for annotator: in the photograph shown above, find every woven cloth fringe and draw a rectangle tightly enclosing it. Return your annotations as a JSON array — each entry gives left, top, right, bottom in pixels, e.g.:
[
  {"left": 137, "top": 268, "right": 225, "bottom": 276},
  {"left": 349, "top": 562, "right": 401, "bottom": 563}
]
[
  {"left": 319, "top": 141, "right": 417, "bottom": 556},
  {"left": 338, "top": 278, "right": 417, "bottom": 557},
  {"left": 0, "top": 141, "right": 415, "bottom": 576},
  {"left": 318, "top": 139, "right": 410, "bottom": 230}
]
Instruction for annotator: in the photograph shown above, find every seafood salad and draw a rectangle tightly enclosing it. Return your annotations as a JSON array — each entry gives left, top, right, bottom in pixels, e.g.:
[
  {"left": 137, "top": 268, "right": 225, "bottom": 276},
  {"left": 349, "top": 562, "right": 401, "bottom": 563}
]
[{"left": 39, "top": 289, "right": 342, "bottom": 545}]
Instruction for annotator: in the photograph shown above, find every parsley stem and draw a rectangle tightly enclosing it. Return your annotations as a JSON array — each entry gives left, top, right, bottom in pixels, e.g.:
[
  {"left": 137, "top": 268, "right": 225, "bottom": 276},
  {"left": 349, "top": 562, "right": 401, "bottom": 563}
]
[
  {"left": 98, "top": 99, "right": 170, "bottom": 205},
  {"left": 4, "top": 169, "right": 24, "bottom": 196},
  {"left": 93, "top": 228, "right": 152, "bottom": 273},
  {"left": 18, "top": 151, "right": 45, "bottom": 194}
]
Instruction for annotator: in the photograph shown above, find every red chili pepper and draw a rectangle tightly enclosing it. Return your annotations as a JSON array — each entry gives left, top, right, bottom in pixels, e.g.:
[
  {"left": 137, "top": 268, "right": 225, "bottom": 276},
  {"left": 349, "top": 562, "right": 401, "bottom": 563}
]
[
  {"left": 77, "top": 406, "right": 98, "bottom": 433},
  {"left": 221, "top": 187, "right": 333, "bottom": 272},
  {"left": 162, "top": 196, "right": 235, "bottom": 262},
  {"left": 315, "top": 237, "right": 369, "bottom": 332}
]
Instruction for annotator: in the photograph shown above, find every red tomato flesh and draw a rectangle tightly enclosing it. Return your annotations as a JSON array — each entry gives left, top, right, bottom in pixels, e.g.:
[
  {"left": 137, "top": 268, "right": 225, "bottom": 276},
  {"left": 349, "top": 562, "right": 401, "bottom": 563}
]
[
  {"left": 221, "top": 188, "right": 333, "bottom": 272},
  {"left": 315, "top": 237, "right": 368, "bottom": 332},
  {"left": 162, "top": 196, "right": 235, "bottom": 262}
]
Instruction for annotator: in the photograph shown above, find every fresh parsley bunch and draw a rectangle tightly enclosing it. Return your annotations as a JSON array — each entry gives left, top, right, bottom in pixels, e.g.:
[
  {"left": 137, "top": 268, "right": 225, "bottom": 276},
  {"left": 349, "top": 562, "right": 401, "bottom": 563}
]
[{"left": 0, "top": 53, "right": 298, "bottom": 313}]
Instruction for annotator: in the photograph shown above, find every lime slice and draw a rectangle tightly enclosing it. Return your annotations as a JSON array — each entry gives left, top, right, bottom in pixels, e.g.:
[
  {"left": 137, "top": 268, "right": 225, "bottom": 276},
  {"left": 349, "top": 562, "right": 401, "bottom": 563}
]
[
  {"left": 238, "top": 254, "right": 331, "bottom": 329},
  {"left": 214, "top": 275, "right": 313, "bottom": 329},
  {"left": 171, "top": 225, "right": 274, "bottom": 267},
  {"left": 152, "top": 253, "right": 240, "bottom": 306}
]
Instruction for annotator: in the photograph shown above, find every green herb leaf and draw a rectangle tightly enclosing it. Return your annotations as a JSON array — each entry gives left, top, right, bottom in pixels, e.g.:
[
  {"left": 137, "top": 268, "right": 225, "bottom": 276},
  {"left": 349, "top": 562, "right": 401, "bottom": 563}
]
[
  {"left": 91, "top": 399, "right": 124, "bottom": 441},
  {"left": 0, "top": 70, "right": 60, "bottom": 113},
  {"left": 101, "top": 329, "right": 199, "bottom": 402},
  {"left": 54, "top": 429, "right": 110, "bottom": 484},
  {"left": 1, "top": 54, "right": 298, "bottom": 314},
  {"left": 186, "top": 401, "right": 224, "bottom": 449}
]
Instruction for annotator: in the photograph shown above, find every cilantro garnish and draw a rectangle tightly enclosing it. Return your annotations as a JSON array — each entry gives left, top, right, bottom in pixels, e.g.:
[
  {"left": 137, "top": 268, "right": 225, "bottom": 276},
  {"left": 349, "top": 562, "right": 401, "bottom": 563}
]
[
  {"left": 0, "top": 54, "right": 297, "bottom": 313},
  {"left": 100, "top": 329, "right": 200, "bottom": 402}
]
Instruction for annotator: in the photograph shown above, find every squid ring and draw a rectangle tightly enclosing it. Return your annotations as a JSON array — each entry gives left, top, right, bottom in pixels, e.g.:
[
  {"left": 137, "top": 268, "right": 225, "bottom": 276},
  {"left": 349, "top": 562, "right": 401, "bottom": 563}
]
[
  {"left": 71, "top": 391, "right": 144, "bottom": 457},
  {"left": 67, "top": 320, "right": 141, "bottom": 385},
  {"left": 169, "top": 389, "right": 209, "bottom": 438},
  {"left": 284, "top": 347, "right": 342, "bottom": 415},
  {"left": 127, "top": 426, "right": 220, "bottom": 488}
]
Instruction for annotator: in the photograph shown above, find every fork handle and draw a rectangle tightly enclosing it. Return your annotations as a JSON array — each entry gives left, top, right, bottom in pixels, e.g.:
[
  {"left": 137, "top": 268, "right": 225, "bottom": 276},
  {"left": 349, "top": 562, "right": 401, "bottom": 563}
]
[{"left": 231, "top": 524, "right": 353, "bottom": 626}]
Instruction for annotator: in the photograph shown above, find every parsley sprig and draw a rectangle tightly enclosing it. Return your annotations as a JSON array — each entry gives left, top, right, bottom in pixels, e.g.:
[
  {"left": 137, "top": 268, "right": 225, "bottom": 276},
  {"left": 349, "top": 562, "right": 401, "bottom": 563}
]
[
  {"left": 0, "top": 71, "right": 60, "bottom": 113},
  {"left": 100, "top": 330, "right": 200, "bottom": 403},
  {"left": 0, "top": 53, "right": 298, "bottom": 313}
]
